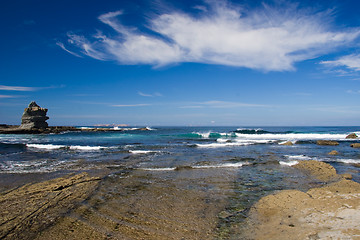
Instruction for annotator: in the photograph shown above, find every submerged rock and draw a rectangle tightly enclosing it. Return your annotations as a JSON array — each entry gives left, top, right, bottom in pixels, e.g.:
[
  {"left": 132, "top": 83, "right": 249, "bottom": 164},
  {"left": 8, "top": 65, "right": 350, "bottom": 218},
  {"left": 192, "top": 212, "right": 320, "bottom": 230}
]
[
  {"left": 20, "top": 101, "right": 49, "bottom": 129},
  {"left": 328, "top": 150, "right": 339, "bottom": 155},
  {"left": 346, "top": 133, "right": 358, "bottom": 139},
  {"left": 316, "top": 140, "right": 339, "bottom": 146}
]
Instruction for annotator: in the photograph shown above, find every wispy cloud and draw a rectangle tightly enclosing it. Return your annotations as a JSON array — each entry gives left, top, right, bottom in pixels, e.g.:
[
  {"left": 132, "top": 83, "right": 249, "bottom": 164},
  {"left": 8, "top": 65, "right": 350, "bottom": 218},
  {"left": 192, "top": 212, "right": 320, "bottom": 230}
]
[
  {"left": 321, "top": 54, "right": 360, "bottom": 72},
  {"left": 0, "top": 85, "right": 38, "bottom": 91},
  {"left": 138, "top": 91, "right": 162, "bottom": 97},
  {"left": 181, "top": 100, "right": 270, "bottom": 109},
  {"left": 60, "top": 1, "right": 360, "bottom": 71},
  {"left": 56, "top": 42, "right": 82, "bottom": 58},
  {"left": 0, "top": 84, "right": 64, "bottom": 91},
  {"left": 0, "top": 95, "right": 19, "bottom": 98},
  {"left": 112, "top": 104, "right": 151, "bottom": 107},
  {"left": 347, "top": 90, "right": 360, "bottom": 94}
]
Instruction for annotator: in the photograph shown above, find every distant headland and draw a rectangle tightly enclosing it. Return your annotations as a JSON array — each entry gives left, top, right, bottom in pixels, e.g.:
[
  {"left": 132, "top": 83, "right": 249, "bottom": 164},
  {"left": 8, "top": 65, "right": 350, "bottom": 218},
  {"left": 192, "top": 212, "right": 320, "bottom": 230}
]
[{"left": 0, "top": 101, "right": 149, "bottom": 134}]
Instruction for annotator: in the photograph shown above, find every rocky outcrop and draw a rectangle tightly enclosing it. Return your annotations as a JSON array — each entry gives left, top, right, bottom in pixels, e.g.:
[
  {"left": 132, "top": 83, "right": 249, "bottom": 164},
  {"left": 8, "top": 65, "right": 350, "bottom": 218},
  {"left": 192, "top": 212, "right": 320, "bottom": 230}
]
[
  {"left": 293, "top": 160, "right": 338, "bottom": 182},
  {"left": 280, "top": 141, "right": 293, "bottom": 146},
  {"left": 350, "top": 143, "right": 360, "bottom": 148},
  {"left": 20, "top": 102, "right": 49, "bottom": 129},
  {"left": 244, "top": 162, "right": 360, "bottom": 240},
  {"left": 316, "top": 140, "right": 339, "bottom": 146},
  {"left": 346, "top": 133, "right": 358, "bottom": 139}
]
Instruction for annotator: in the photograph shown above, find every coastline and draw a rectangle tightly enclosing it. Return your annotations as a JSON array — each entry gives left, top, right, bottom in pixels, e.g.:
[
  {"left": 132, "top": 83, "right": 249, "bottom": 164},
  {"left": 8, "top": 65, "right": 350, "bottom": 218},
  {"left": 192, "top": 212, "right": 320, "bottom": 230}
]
[
  {"left": 242, "top": 160, "right": 360, "bottom": 240},
  {"left": 0, "top": 126, "right": 359, "bottom": 239},
  {"left": 0, "top": 125, "right": 150, "bottom": 134}
]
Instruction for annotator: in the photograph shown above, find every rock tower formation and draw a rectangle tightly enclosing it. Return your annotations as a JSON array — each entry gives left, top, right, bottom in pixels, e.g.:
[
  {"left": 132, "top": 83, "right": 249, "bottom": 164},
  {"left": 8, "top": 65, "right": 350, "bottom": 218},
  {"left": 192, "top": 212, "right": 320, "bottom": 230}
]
[{"left": 20, "top": 101, "right": 49, "bottom": 129}]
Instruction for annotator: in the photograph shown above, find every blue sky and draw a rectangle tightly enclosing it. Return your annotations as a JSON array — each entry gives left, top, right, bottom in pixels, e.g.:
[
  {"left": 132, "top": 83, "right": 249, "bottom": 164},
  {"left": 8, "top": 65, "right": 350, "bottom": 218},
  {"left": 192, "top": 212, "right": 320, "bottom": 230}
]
[{"left": 1, "top": 0, "right": 360, "bottom": 126}]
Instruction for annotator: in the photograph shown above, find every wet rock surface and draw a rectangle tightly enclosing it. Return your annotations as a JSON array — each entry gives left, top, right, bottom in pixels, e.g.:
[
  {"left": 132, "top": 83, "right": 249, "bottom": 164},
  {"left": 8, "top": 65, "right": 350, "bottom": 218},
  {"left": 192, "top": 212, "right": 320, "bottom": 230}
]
[
  {"left": 0, "top": 173, "right": 100, "bottom": 240},
  {"left": 316, "top": 140, "right": 339, "bottom": 146},
  {"left": 293, "top": 160, "right": 339, "bottom": 182},
  {"left": 243, "top": 161, "right": 360, "bottom": 240},
  {"left": 351, "top": 143, "right": 360, "bottom": 148}
]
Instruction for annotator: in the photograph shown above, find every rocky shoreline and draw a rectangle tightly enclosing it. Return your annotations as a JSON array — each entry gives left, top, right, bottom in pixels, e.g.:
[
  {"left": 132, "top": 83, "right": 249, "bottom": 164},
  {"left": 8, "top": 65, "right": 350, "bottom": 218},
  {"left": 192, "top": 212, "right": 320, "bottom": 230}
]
[
  {"left": 0, "top": 173, "right": 101, "bottom": 239},
  {"left": 243, "top": 160, "right": 360, "bottom": 240},
  {"left": 0, "top": 125, "right": 150, "bottom": 134}
]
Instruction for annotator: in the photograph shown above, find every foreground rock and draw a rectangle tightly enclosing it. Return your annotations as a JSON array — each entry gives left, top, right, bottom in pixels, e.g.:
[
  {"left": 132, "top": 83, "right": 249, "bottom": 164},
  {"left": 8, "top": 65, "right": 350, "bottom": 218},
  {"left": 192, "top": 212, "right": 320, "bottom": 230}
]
[
  {"left": 243, "top": 161, "right": 360, "bottom": 240},
  {"left": 316, "top": 140, "right": 339, "bottom": 146},
  {"left": 0, "top": 173, "right": 100, "bottom": 240},
  {"left": 20, "top": 102, "right": 49, "bottom": 129},
  {"left": 294, "top": 160, "right": 338, "bottom": 182}
]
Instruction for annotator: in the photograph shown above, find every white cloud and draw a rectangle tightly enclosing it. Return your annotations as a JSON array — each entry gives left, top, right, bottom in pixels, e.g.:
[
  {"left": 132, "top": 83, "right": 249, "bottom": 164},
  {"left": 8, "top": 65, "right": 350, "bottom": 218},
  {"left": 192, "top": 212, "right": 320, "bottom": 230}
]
[
  {"left": 321, "top": 54, "right": 360, "bottom": 71},
  {"left": 61, "top": 1, "right": 360, "bottom": 71},
  {"left": 56, "top": 42, "right": 82, "bottom": 58},
  {"left": 112, "top": 104, "right": 151, "bottom": 107},
  {"left": 138, "top": 91, "right": 162, "bottom": 97},
  {"left": 0, "top": 85, "right": 37, "bottom": 91},
  {"left": 181, "top": 100, "right": 270, "bottom": 108},
  {"left": 0, "top": 95, "right": 18, "bottom": 98}
]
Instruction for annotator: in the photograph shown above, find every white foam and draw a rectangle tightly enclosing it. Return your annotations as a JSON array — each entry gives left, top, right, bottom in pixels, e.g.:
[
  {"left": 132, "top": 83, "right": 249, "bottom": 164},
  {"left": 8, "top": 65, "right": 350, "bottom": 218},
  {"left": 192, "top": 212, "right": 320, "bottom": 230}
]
[
  {"left": 27, "top": 144, "right": 65, "bottom": 150},
  {"left": 279, "top": 140, "right": 295, "bottom": 145},
  {"left": 140, "top": 167, "right": 176, "bottom": 171},
  {"left": 336, "top": 159, "right": 360, "bottom": 164},
  {"left": 285, "top": 155, "right": 313, "bottom": 160},
  {"left": 27, "top": 144, "right": 107, "bottom": 151},
  {"left": 129, "top": 150, "right": 158, "bottom": 154},
  {"left": 280, "top": 160, "right": 299, "bottom": 166},
  {"left": 196, "top": 140, "right": 272, "bottom": 148},
  {"left": 234, "top": 133, "right": 348, "bottom": 141},
  {"left": 193, "top": 162, "right": 248, "bottom": 168},
  {"left": 69, "top": 145, "right": 105, "bottom": 151}
]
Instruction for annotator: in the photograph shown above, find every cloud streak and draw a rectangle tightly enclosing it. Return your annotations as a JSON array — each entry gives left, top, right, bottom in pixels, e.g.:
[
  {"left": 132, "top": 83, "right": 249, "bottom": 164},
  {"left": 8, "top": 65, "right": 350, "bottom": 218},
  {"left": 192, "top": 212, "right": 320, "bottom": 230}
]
[
  {"left": 138, "top": 91, "right": 162, "bottom": 97},
  {"left": 0, "top": 85, "right": 38, "bottom": 91},
  {"left": 56, "top": 42, "right": 83, "bottom": 58},
  {"left": 181, "top": 100, "right": 270, "bottom": 109},
  {"left": 0, "top": 95, "right": 19, "bottom": 98},
  {"left": 60, "top": 1, "right": 360, "bottom": 71},
  {"left": 111, "top": 104, "right": 151, "bottom": 107},
  {"left": 321, "top": 54, "right": 360, "bottom": 72}
]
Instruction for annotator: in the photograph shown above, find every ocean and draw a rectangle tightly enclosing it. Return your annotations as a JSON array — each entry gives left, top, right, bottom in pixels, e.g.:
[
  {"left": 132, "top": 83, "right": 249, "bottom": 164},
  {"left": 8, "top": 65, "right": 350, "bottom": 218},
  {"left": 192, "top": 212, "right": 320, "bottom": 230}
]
[{"left": 1, "top": 126, "right": 360, "bottom": 238}]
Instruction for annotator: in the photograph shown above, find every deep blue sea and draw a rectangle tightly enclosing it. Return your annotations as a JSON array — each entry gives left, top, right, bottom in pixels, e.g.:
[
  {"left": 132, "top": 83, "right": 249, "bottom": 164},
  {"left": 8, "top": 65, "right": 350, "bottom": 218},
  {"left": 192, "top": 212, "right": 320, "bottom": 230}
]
[{"left": 0, "top": 126, "right": 359, "bottom": 178}]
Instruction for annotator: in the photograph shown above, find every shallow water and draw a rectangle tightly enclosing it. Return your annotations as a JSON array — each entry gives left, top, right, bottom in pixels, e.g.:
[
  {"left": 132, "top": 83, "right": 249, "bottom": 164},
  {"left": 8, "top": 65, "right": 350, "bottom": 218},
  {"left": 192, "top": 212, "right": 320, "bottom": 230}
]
[{"left": 1, "top": 126, "right": 360, "bottom": 238}]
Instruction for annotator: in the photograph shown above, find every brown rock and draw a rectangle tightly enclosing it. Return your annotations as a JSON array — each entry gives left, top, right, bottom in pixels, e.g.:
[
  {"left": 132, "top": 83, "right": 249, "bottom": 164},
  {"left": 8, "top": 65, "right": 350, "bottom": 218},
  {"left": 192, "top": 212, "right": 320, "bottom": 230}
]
[
  {"left": 294, "top": 160, "right": 338, "bottom": 182},
  {"left": 316, "top": 140, "right": 339, "bottom": 146},
  {"left": 346, "top": 133, "right": 358, "bottom": 139},
  {"left": 280, "top": 141, "right": 293, "bottom": 146},
  {"left": 20, "top": 101, "right": 49, "bottom": 129},
  {"left": 350, "top": 143, "right": 360, "bottom": 148},
  {"left": 328, "top": 150, "right": 339, "bottom": 155},
  {"left": 341, "top": 173, "right": 353, "bottom": 180},
  {"left": 0, "top": 173, "right": 100, "bottom": 239},
  {"left": 244, "top": 176, "right": 360, "bottom": 240}
]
